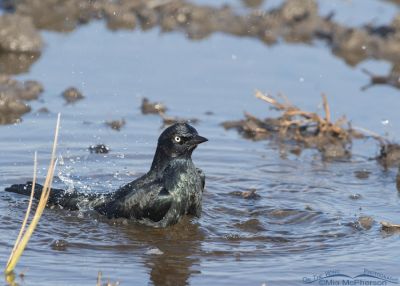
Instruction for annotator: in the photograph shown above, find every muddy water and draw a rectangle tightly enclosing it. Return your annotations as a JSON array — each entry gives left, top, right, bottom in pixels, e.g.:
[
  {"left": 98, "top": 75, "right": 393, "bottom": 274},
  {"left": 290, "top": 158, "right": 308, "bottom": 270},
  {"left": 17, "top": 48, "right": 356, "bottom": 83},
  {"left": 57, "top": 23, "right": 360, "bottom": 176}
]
[{"left": 1, "top": 3, "right": 400, "bottom": 286}]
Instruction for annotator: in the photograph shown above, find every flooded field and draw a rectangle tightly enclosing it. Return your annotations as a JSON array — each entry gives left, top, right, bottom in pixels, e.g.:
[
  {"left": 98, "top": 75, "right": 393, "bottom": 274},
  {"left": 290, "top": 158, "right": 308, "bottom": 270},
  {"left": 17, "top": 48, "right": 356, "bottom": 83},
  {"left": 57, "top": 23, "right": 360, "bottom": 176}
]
[{"left": 0, "top": 0, "right": 399, "bottom": 285}]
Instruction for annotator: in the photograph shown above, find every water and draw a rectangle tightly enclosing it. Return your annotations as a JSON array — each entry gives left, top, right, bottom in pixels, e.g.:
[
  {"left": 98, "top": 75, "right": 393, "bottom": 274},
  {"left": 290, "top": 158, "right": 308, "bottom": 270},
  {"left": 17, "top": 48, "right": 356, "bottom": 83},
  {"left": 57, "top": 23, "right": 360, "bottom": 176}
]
[{"left": 1, "top": 1, "right": 400, "bottom": 285}]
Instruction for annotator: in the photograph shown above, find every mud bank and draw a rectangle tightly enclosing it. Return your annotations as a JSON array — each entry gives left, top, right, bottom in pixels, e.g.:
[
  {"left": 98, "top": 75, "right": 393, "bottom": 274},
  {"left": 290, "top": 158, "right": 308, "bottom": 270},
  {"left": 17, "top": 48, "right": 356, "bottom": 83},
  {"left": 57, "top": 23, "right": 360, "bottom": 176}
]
[
  {"left": 4, "top": 0, "right": 400, "bottom": 69},
  {"left": 0, "top": 13, "right": 42, "bottom": 74},
  {"left": 0, "top": 75, "right": 43, "bottom": 124}
]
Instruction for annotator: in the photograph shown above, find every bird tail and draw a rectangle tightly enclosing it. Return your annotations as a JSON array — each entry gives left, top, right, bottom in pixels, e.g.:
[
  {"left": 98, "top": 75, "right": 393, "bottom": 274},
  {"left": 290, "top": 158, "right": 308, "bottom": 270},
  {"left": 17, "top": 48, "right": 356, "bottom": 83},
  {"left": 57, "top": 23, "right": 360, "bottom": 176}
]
[
  {"left": 5, "top": 181, "right": 108, "bottom": 211},
  {"left": 5, "top": 182, "right": 50, "bottom": 200}
]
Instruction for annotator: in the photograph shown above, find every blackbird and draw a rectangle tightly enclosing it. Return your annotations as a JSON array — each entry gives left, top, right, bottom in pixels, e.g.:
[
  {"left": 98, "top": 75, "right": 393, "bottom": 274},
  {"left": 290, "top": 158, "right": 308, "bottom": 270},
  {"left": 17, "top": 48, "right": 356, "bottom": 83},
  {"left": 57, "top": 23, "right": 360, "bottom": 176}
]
[{"left": 5, "top": 123, "right": 208, "bottom": 227}]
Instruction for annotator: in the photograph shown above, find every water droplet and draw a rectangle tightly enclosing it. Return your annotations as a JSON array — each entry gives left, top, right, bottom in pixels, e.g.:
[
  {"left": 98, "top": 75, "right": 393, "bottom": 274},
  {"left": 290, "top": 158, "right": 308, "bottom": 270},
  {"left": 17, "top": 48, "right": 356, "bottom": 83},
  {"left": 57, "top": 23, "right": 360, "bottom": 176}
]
[{"left": 231, "top": 54, "right": 237, "bottom": 60}]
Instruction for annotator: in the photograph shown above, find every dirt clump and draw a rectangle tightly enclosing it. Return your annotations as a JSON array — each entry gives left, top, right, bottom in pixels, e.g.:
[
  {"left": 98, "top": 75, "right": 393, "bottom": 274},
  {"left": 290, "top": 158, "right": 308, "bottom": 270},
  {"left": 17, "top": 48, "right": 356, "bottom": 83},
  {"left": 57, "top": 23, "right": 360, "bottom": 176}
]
[
  {"left": 0, "top": 14, "right": 42, "bottom": 53},
  {"left": 354, "top": 170, "right": 371, "bottom": 180},
  {"left": 36, "top": 107, "right": 50, "bottom": 113},
  {"left": 0, "top": 52, "right": 40, "bottom": 75},
  {"left": 229, "top": 189, "right": 261, "bottom": 200},
  {"left": 358, "top": 216, "right": 374, "bottom": 230},
  {"left": 141, "top": 97, "right": 167, "bottom": 115},
  {"left": 62, "top": 87, "right": 84, "bottom": 103},
  {"left": 377, "top": 143, "right": 400, "bottom": 168},
  {"left": 0, "top": 74, "right": 44, "bottom": 124},
  {"left": 140, "top": 97, "right": 198, "bottom": 126},
  {"left": 105, "top": 119, "right": 126, "bottom": 131}
]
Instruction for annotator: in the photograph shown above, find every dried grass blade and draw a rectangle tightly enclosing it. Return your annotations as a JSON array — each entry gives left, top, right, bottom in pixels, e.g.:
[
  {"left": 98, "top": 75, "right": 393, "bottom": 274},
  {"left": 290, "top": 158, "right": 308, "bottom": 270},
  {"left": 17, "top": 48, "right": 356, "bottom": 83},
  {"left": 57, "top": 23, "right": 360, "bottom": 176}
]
[
  {"left": 5, "top": 114, "right": 61, "bottom": 274},
  {"left": 321, "top": 93, "right": 331, "bottom": 123},
  {"left": 6, "top": 152, "right": 38, "bottom": 267}
]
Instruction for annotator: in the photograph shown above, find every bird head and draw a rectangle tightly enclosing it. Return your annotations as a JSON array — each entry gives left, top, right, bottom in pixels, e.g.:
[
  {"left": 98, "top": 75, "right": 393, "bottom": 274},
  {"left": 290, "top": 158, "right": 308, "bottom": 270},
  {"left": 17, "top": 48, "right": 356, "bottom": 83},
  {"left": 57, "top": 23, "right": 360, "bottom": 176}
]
[{"left": 157, "top": 122, "right": 208, "bottom": 158}]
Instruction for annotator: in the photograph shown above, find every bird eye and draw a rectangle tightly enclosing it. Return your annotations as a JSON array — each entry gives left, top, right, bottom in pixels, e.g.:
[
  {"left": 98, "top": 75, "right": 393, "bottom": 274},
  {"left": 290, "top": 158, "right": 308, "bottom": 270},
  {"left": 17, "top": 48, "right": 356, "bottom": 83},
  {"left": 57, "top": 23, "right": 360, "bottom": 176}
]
[{"left": 174, "top": 136, "right": 181, "bottom": 143}]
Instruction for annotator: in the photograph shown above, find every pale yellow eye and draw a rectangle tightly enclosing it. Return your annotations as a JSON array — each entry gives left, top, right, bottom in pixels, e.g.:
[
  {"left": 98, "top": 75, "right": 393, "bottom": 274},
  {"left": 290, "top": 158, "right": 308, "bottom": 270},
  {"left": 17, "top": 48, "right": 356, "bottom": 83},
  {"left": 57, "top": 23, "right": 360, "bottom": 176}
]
[{"left": 174, "top": 136, "right": 181, "bottom": 143}]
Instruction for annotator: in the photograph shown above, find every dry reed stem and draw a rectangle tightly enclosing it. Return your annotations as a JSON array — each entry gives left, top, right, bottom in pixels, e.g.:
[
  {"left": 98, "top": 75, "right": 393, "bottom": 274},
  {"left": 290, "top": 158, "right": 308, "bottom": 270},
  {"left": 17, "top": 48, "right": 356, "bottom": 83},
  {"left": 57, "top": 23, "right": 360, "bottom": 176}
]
[
  {"left": 322, "top": 93, "right": 330, "bottom": 123},
  {"left": 255, "top": 90, "right": 291, "bottom": 110},
  {"left": 6, "top": 152, "right": 37, "bottom": 267},
  {"left": 5, "top": 114, "right": 61, "bottom": 275},
  {"left": 97, "top": 271, "right": 102, "bottom": 286}
]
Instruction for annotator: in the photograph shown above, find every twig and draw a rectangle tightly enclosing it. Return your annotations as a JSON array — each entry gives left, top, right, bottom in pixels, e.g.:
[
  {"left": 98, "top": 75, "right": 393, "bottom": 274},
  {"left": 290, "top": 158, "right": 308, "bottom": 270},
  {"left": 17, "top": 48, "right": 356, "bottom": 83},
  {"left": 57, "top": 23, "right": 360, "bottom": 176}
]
[
  {"left": 351, "top": 126, "right": 387, "bottom": 144},
  {"left": 255, "top": 90, "right": 291, "bottom": 110},
  {"left": 361, "top": 68, "right": 375, "bottom": 77},
  {"left": 321, "top": 93, "right": 331, "bottom": 123}
]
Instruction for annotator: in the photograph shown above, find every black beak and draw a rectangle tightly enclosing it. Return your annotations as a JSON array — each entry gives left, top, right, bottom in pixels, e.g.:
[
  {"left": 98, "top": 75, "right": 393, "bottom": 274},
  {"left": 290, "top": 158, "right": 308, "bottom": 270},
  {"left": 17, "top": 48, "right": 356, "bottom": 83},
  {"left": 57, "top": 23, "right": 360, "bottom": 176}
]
[{"left": 190, "top": 134, "right": 208, "bottom": 145}]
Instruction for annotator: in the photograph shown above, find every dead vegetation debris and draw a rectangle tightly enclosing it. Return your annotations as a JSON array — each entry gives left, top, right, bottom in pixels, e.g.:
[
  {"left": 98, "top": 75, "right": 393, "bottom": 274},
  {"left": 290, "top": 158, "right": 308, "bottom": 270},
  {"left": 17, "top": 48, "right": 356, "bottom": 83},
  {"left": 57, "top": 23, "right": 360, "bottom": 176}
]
[
  {"left": 229, "top": 189, "right": 261, "bottom": 200},
  {"left": 223, "top": 90, "right": 361, "bottom": 159},
  {"left": 224, "top": 91, "right": 400, "bottom": 164},
  {"left": 362, "top": 67, "right": 400, "bottom": 91},
  {"left": 381, "top": 221, "right": 400, "bottom": 232}
]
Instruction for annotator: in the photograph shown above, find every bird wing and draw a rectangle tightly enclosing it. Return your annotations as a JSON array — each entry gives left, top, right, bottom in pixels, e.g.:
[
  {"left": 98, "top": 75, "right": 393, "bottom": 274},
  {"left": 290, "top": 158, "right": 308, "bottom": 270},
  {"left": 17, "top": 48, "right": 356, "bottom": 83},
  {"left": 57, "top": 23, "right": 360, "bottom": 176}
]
[
  {"left": 196, "top": 167, "right": 206, "bottom": 189},
  {"left": 95, "top": 178, "right": 173, "bottom": 222}
]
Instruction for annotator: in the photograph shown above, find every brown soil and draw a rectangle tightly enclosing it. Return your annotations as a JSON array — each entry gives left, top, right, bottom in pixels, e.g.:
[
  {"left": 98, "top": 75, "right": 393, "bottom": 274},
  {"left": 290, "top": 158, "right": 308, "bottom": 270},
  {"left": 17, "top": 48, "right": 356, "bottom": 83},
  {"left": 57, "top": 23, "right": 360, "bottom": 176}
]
[
  {"left": 140, "top": 97, "right": 198, "bottom": 126},
  {"left": 62, "top": 87, "right": 84, "bottom": 103},
  {"left": 0, "top": 74, "right": 43, "bottom": 124},
  {"left": 141, "top": 98, "right": 167, "bottom": 114},
  {"left": 377, "top": 143, "right": 400, "bottom": 168},
  {"left": 105, "top": 119, "right": 126, "bottom": 131}
]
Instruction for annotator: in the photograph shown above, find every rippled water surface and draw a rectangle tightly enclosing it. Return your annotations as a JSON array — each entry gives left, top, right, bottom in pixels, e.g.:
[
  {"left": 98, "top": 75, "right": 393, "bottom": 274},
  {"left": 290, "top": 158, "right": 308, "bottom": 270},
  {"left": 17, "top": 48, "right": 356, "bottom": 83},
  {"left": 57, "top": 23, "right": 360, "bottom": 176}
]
[{"left": 1, "top": 1, "right": 400, "bottom": 285}]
